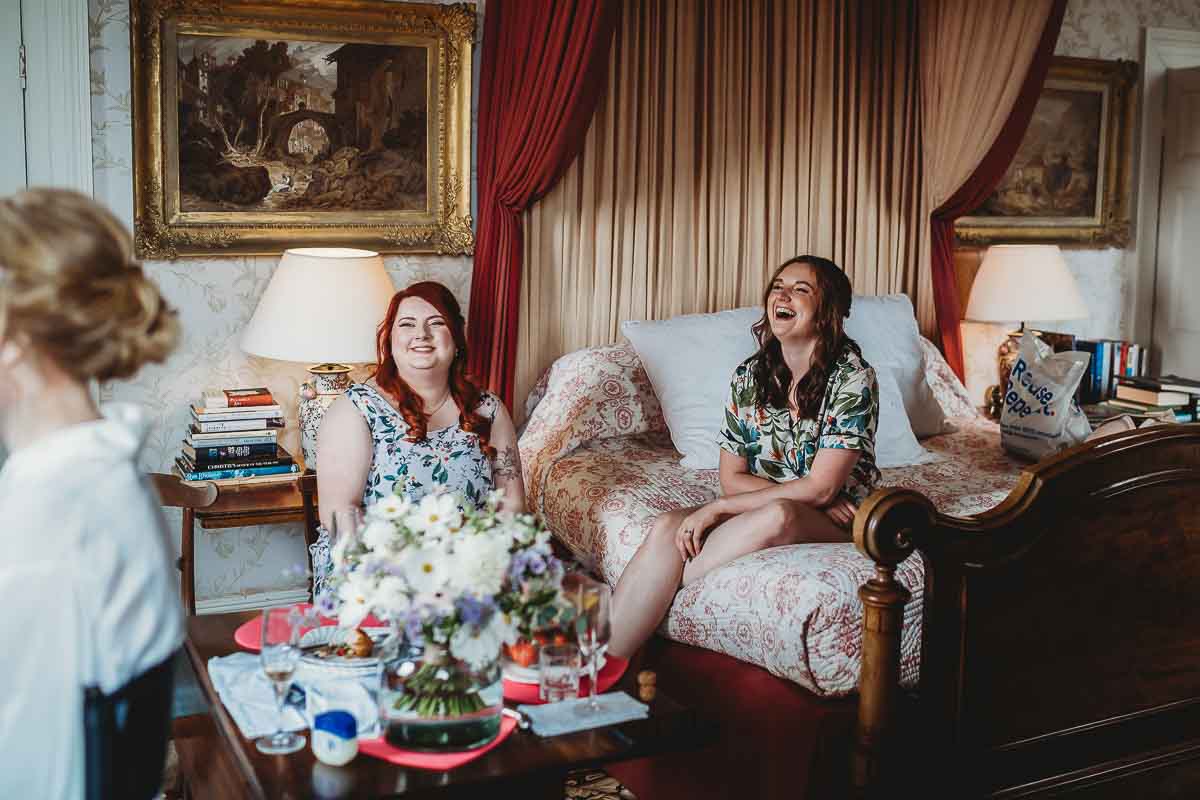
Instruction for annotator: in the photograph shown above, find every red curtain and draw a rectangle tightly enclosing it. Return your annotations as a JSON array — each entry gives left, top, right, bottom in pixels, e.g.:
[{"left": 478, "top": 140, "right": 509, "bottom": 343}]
[
  {"left": 929, "top": 0, "right": 1068, "bottom": 380},
  {"left": 467, "top": 0, "right": 620, "bottom": 407}
]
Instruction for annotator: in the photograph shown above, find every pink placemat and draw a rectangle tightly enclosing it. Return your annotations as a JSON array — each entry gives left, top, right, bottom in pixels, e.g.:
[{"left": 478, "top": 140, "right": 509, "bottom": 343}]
[
  {"left": 501, "top": 655, "right": 628, "bottom": 704},
  {"left": 233, "top": 603, "right": 385, "bottom": 651},
  {"left": 358, "top": 716, "right": 518, "bottom": 769}
]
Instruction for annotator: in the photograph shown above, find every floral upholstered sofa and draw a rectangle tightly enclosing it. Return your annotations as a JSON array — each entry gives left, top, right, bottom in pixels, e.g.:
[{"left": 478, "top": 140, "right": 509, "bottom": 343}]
[{"left": 518, "top": 338, "right": 1025, "bottom": 697}]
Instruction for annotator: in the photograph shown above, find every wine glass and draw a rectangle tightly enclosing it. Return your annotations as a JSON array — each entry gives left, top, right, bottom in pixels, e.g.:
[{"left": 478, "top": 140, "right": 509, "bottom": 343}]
[
  {"left": 572, "top": 579, "right": 612, "bottom": 714},
  {"left": 257, "top": 605, "right": 306, "bottom": 755},
  {"left": 330, "top": 506, "right": 364, "bottom": 548}
]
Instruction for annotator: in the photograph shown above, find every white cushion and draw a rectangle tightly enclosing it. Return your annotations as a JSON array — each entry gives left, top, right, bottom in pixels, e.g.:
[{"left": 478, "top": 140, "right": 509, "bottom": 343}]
[
  {"left": 844, "top": 295, "right": 948, "bottom": 438},
  {"left": 873, "top": 365, "right": 936, "bottom": 468},
  {"left": 621, "top": 308, "right": 759, "bottom": 469},
  {"left": 621, "top": 297, "right": 936, "bottom": 470}
]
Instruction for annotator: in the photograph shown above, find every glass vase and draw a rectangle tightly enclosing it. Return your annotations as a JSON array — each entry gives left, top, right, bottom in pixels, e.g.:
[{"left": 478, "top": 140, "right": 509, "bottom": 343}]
[{"left": 378, "top": 639, "right": 503, "bottom": 752}]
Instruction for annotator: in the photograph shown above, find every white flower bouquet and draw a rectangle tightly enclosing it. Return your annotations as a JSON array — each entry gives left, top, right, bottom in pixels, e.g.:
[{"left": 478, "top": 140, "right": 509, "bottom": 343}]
[{"left": 318, "top": 488, "right": 568, "bottom": 720}]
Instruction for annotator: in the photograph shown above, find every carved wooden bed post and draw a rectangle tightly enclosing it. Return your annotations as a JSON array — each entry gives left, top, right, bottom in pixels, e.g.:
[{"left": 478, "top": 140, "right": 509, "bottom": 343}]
[{"left": 850, "top": 488, "right": 935, "bottom": 795}]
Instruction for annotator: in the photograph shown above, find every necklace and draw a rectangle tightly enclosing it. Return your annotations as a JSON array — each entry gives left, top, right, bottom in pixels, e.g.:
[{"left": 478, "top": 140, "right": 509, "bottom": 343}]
[{"left": 424, "top": 391, "right": 452, "bottom": 418}]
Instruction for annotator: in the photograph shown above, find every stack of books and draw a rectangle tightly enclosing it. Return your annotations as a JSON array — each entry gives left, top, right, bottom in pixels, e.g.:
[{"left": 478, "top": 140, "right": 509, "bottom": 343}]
[
  {"left": 174, "top": 387, "right": 300, "bottom": 485},
  {"left": 1101, "top": 374, "right": 1200, "bottom": 423}
]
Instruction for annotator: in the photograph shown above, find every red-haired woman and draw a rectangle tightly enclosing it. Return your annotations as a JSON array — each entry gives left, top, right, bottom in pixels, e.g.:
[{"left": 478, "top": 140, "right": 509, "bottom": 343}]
[{"left": 311, "top": 282, "right": 525, "bottom": 597}]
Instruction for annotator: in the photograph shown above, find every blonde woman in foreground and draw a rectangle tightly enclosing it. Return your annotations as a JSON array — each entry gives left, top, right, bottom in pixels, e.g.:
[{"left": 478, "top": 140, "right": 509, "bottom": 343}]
[{"left": 0, "top": 189, "right": 183, "bottom": 799}]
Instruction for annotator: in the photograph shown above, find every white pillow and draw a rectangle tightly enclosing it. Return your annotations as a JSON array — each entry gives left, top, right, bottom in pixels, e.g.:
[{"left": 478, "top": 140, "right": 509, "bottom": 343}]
[
  {"left": 844, "top": 294, "right": 948, "bottom": 438},
  {"left": 621, "top": 308, "right": 760, "bottom": 469},
  {"left": 621, "top": 301, "right": 938, "bottom": 470},
  {"left": 873, "top": 365, "right": 937, "bottom": 468}
]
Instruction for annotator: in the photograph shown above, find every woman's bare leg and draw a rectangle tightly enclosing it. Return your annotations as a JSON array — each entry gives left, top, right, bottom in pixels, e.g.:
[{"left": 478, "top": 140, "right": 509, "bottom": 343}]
[
  {"left": 681, "top": 498, "right": 846, "bottom": 586},
  {"left": 608, "top": 507, "right": 695, "bottom": 659}
]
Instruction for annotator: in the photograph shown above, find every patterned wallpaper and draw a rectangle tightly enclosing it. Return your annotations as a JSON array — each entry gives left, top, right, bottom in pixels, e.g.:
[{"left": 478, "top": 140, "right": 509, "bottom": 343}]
[
  {"left": 1057, "top": 0, "right": 1200, "bottom": 59},
  {"left": 88, "top": 0, "right": 480, "bottom": 604}
]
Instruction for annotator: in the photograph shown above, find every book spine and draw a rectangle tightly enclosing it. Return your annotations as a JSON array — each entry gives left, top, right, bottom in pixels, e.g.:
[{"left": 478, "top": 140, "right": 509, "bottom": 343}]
[
  {"left": 175, "top": 460, "right": 299, "bottom": 481},
  {"left": 192, "top": 418, "right": 286, "bottom": 433},
  {"left": 1077, "top": 341, "right": 1096, "bottom": 403},
  {"left": 202, "top": 388, "right": 274, "bottom": 408},
  {"left": 1101, "top": 342, "right": 1114, "bottom": 399},
  {"left": 1118, "top": 343, "right": 1128, "bottom": 379},
  {"left": 184, "top": 433, "right": 278, "bottom": 448},
  {"left": 185, "top": 456, "right": 292, "bottom": 471},
  {"left": 186, "top": 442, "right": 280, "bottom": 463},
  {"left": 221, "top": 392, "right": 275, "bottom": 408},
  {"left": 191, "top": 405, "right": 283, "bottom": 421}
]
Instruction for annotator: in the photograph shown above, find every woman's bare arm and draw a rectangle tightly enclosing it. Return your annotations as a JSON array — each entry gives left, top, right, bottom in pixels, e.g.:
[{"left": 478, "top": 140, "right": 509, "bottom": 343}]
[
  {"left": 718, "top": 449, "right": 775, "bottom": 496},
  {"left": 315, "top": 395, "right": 372, "bottom": 531},
  {"left": 488, "top": 402, "right": 527, "bottom": 514},
  {"left": 715, "top": 447, "right": 862, "bottom": 514}
]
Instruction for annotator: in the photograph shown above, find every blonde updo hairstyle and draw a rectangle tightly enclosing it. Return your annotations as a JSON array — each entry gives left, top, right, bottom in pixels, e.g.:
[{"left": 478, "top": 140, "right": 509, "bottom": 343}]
[{"left": 0, "top": 188, "right": 178, "bottom": 382}]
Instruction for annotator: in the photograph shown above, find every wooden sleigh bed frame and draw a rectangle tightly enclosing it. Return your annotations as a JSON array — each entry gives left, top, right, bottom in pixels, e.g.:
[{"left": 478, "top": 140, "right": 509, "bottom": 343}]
[{"left": 852, "top": 422, "right": 1200, "bottom": 797}]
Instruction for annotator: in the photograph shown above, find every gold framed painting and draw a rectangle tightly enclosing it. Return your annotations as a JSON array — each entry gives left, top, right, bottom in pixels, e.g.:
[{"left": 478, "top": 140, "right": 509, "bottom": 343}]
[
  {"left": 131, "top": 0, "right": 475, "bottom": 259},
  {"left": 956, "top": 57, "right": 1138, "bottom": 248}
]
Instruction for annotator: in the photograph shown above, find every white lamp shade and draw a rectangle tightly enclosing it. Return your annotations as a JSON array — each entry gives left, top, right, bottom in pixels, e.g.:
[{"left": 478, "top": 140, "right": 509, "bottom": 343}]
[
  {"left": 241, "top": 248, "right": 396, "bottom": 364},
  {"left": 964, "top": 244, "right": 1088, "bottom": 323}
]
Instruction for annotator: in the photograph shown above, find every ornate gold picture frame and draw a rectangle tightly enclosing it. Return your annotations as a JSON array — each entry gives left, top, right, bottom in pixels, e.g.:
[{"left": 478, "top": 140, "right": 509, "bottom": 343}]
[
  {"left": 131, "top": 0, "right": 475, "bottom": 259},
  {"left": 956, "top": 57, "right": 1137, "bottom": 248}
]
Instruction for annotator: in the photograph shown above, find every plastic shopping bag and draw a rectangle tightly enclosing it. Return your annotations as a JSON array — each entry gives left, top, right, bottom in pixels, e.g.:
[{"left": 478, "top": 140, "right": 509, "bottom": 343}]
[{"left": 1000, "top": 331, "right": 1092, "bottom": 461}]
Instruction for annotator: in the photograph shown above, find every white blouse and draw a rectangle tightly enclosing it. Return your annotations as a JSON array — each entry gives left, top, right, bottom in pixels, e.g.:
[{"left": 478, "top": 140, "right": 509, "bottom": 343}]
[{"left": 0, "top": 404, "right": 183, "bottom": 799}]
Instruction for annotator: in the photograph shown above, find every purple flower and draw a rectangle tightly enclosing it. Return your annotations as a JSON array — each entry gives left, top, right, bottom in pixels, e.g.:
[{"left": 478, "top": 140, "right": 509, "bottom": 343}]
[
  {"left": 404, "top": 609, "right": 426, "bottom": 647},
  {"left": 526, "top": 553, "right": 547, "bottom": 575},
  {"left": 455, "top": 595, "right": 496, "bottom": 628},
  {"left": 315, "top": 593, "right": 337, "bottom": 617},
  {"left": 507, "top": 551, "right": 531, "bottom": 581}
]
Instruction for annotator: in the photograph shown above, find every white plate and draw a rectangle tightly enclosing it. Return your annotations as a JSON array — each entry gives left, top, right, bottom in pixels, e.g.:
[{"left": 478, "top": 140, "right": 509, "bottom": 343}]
[
  {"left": 299, "top": 626, "right": 390, "bottom": 672},
  {"left": 501, "top": 652, "right": 606, "bottom": 685}
]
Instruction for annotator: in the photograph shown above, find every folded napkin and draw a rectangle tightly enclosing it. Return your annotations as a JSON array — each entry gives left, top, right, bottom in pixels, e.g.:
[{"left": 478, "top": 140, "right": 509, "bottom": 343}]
[
  {"left": 208, "top": 653, "right": 308, "bottom": 740},
  {"left": 516, "top": 691, "right": 649, "bottom": 737},
  {"left": 208, "top": 653, "right": 380, "bottom": 740}
]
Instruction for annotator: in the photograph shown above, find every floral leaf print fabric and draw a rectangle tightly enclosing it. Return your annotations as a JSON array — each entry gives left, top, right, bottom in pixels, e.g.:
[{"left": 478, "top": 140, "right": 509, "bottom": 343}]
[
  {"left": 717, "top": 342, "right": 882, "bottom": 503},
  {"left": 348, "top": 383, "right": 497, "bottom": 509}
]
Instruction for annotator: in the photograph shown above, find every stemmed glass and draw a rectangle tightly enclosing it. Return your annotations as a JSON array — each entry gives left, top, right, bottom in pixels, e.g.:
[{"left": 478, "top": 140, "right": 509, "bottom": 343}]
[
  {"left": 330, "top": 507, "right": 364, "bottom": 555},
  {"left": 256, "top": 605, "right": 306, "bottom": 755},
  {"left": 572, "top": 579, "right": 612, "bottom": 714}
]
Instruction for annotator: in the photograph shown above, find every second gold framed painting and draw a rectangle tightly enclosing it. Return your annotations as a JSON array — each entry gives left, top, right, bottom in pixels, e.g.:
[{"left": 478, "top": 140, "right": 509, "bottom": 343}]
[
  {"left": 956, "top": 57, "right": 1137, "bottom": 248},
  {"left": 131, "top": 0, "right": 475, "bottom": 258}
]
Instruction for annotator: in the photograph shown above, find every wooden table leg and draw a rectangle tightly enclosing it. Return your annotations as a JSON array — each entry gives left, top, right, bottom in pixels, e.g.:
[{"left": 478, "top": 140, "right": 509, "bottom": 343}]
[{"left": 181, "top": 508, "right": 196, "bottom": 616}]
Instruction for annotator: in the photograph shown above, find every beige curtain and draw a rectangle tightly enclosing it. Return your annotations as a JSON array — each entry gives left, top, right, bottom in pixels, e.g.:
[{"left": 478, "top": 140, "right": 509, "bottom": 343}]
[
  {"left": 920, "top": 0, "right": 1053, "bottom": 213},
  {"left": 516, "top": 0, "right": 926, "bottom": 414}
]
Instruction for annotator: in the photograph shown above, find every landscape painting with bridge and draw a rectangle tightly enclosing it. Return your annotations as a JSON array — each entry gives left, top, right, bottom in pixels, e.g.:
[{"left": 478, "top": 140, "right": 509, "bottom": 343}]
[{"left": 176, "top": 35, "right": 428, "bottom": 213}]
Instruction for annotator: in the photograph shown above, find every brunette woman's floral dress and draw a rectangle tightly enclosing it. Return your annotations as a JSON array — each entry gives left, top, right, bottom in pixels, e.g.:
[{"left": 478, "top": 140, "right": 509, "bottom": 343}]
[
  {"left": 718, "top": 341, "right": 882, "bottom": 504},
  {"left": 310, "top": 383, "right": 498, "bottom": 598}
]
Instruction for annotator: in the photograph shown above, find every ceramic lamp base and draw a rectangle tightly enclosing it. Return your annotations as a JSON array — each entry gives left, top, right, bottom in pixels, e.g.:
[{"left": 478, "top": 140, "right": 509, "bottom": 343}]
[
  {"left": 985, "top": 327, "right": 1046, "bottom": 421},
  {"left": 298, "top": 364, "right": 352, "bottom": 470}
]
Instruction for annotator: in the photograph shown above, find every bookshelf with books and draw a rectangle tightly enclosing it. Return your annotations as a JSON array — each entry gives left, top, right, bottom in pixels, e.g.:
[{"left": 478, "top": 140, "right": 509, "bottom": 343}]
[
  {"left": 1037, "top": 332, "right": 1150, "bottom": 405},
  {"left": 176, "top": 387, "right": 300, "bottom": 486}
]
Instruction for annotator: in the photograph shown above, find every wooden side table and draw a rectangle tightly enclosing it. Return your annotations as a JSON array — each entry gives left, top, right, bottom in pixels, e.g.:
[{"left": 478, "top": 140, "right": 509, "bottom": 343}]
[{"left": 153, "top": 471, "right": 319, "bottom": 614}]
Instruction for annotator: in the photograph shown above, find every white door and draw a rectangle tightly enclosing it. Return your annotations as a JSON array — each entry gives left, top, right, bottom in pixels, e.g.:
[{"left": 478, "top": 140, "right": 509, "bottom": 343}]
[
  {"left": 0, "top": 0, "right": 27, "bottom": 194},
  {"left": 1153, "top": 66, "right": 1200, "bottom": 376}
]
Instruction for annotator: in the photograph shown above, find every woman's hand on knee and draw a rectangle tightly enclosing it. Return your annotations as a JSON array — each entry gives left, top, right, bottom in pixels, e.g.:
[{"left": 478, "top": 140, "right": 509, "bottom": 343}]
[
  {"left": 824, "top": 496, "right": 857, "bottom": 529},
  {"left": 675, "top": 502, "right": 724, "bottom": 559}
]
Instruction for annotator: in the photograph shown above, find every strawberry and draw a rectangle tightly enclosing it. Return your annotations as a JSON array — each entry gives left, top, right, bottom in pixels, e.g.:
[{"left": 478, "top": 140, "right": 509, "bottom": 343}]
[{"left": 507, "top": 640, "right": 538, "bottom": 667}]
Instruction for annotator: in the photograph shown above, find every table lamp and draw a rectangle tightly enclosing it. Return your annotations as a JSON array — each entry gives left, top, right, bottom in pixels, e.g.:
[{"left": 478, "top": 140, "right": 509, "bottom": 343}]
[
  {"left": 241, "top": 247, "right": 395, "bottom": 470},
  {"left": 964, "top": 244, "right": 1088, "bottom": 418}
]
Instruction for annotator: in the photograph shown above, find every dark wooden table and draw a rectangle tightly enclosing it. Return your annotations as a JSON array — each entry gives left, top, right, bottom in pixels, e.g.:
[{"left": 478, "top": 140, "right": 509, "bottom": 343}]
[{"left": 175, "top": 611, "right": 714, "bottom": 799}]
